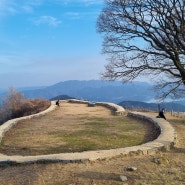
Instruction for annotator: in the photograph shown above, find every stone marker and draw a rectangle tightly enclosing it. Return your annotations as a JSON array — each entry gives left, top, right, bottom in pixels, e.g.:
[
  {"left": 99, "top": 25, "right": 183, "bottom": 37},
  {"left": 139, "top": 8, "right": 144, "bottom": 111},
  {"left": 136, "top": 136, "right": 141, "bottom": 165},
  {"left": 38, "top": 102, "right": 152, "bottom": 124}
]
[{"left": 120, "top": 175, "right": 128, "bottom": 182}]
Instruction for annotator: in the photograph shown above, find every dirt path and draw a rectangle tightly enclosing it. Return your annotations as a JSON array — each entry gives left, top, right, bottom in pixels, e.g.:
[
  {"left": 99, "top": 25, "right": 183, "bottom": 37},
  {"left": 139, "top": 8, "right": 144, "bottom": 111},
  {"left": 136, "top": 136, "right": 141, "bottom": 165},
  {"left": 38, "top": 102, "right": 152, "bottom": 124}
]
[{"left": 0, "top": 109, "right": 184, "bottom": 185}]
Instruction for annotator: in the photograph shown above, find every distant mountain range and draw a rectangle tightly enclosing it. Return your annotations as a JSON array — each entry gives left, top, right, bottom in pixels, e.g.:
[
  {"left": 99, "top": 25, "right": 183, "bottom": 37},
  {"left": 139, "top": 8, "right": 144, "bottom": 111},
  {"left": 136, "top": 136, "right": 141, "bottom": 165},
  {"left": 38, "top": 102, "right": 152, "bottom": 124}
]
[
  {"left": 50, "top": 95, "right": 74, "bottom": 101},
  {"left": 17, "top": 80, "right": 155, "bottom": 103},
  {"left": 1, "top": 80, "right": 185, "bottom": 111}
]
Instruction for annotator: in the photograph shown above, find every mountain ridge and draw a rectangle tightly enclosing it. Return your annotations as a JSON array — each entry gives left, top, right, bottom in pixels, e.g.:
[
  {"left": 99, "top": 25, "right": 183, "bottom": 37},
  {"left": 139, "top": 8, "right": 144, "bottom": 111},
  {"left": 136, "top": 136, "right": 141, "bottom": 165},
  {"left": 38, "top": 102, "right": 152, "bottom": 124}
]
[
  {"left": 1, "top": 80, "right": 185, "bottom": 111},
  {"left": 19, "top": 80, "right": 154, "bottom": 103}
]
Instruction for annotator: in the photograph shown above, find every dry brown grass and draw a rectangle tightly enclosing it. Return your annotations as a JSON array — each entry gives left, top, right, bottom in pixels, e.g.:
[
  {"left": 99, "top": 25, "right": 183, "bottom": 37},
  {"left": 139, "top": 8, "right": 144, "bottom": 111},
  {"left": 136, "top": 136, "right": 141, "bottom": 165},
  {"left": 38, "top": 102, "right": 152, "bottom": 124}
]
[
  {"left": 0, "top": 102, "right": 157, "bottom": 155},
  {"left": 0, "top": 104, "right": 184, "bottom": 185}
]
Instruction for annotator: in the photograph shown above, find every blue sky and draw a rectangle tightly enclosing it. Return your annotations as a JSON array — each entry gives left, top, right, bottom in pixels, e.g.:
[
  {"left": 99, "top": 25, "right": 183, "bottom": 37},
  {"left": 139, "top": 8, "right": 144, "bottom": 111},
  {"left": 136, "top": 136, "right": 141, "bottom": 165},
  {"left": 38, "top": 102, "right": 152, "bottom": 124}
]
[{"left": 0, "top": 0, "right": 106, "bottom": 88}]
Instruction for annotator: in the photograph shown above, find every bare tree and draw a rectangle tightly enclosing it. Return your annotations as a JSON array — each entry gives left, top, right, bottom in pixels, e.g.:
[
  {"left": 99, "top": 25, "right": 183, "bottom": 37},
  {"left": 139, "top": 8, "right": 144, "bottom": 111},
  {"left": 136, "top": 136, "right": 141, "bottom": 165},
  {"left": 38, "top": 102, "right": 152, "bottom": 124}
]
[
  {"left": 97, "top": 0, "right": 185, "bottom": 99},
  {"left": 0, "top": 87, "right": 50, "bottom": 124},
  {"left": 2, "top": 87, "right": 26, "bottom": 119}
]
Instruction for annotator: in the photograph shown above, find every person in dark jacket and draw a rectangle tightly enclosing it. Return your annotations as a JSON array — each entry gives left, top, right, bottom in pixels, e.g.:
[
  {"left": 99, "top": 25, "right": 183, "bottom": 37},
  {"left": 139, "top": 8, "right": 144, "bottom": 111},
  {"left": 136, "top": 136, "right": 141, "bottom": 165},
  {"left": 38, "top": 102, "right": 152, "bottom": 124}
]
[
  {"left": 158, "top": 108, "right": 166, "bottom": 120},
  {"left": 56, "top": 100, "right": 60, "bottom": 106}
]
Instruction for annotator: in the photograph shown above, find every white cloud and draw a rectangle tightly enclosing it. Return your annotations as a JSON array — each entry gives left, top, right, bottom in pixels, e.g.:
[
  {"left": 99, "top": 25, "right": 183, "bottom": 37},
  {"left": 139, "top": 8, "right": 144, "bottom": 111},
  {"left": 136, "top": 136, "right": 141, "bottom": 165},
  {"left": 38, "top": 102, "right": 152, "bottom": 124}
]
[
  {"left": 21, "top": 5, "right": 34, "bottom": 13},
  {"left": 0, "top": 0, "right": 44, "bottom": 17},
  {"left": 67, "top": 0, "right": 102, "bottom": 3},
  {"left": 0, "top": 0, "right": 17, "bottom": 17},
  {"left": 65, "top": 12, "right": 81, "bottom": 19},
  {"left": 51, "top": 0, "right": 103, "bottom": 6},
  {"left": 0, "top": 0, "right": 103, "bottom": 18},
  {"left": 81, "top": 0, "right": 103, "bottom": 5},
  {"left": 32, "top": 16, "right": 62, "bottom": 26}
]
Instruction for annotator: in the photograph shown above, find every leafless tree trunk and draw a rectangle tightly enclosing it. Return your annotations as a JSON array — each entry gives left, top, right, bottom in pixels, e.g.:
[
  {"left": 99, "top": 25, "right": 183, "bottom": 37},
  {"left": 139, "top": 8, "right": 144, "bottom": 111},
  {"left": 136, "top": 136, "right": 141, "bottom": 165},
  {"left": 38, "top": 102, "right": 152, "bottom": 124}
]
[{"left": 97, "top": 0, "right": 185, "bottom": 99}]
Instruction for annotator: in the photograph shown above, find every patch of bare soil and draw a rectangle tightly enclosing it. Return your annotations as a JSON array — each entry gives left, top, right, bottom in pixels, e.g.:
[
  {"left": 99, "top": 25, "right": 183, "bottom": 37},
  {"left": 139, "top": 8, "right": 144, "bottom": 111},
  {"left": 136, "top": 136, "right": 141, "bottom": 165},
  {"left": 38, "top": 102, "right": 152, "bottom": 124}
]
[{"left": 0, "top": 108, "right": 184, "bottom": 185}]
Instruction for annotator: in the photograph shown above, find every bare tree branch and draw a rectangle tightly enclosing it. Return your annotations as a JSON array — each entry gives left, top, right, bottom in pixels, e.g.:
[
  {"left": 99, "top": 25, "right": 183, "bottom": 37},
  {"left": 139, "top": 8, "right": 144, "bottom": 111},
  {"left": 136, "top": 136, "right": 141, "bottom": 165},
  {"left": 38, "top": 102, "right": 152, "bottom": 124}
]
[{"left": 97, "top": 0, "right": 185, "bottom": 99}]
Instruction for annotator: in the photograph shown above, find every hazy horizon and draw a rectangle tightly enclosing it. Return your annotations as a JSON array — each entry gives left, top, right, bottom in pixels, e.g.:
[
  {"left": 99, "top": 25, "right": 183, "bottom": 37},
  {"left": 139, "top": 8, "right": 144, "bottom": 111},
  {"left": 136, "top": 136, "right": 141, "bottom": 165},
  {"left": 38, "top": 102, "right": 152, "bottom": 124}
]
[{"left": 0, "top": 1, "right": 108, "bottom": 89}]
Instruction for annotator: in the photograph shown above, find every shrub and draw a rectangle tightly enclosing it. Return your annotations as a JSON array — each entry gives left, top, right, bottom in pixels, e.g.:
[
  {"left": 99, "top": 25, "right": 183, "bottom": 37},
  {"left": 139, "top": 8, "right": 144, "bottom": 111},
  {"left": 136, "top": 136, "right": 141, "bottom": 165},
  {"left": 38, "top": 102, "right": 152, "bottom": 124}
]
[
  {"left": 0, "top": 87, "right": 50, "bottom": 125},
  {"left": 20, "top": 99, "right": 50, "bottom": 116}
]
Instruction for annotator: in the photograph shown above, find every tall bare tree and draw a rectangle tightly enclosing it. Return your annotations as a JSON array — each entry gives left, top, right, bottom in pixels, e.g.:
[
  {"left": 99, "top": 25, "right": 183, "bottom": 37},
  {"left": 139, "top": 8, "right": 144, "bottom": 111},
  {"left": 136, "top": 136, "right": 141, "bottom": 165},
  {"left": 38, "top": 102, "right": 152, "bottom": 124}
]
[{"left": 97, "top": 0, "right": 185, "bottom": 99}]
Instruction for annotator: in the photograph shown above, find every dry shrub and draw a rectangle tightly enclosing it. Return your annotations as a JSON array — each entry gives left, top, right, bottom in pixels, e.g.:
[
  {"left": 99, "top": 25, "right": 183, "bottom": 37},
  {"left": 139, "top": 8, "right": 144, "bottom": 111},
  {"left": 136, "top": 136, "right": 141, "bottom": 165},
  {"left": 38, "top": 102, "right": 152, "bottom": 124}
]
[
  {"left": 0, "top": 87, "right": 50, "bottom": 125},
  {"left": 2, "top": 87, "right": 25, "bottom": 119},
  {"left": 21, "top": 99, "right": 50, "bottom": 116}
]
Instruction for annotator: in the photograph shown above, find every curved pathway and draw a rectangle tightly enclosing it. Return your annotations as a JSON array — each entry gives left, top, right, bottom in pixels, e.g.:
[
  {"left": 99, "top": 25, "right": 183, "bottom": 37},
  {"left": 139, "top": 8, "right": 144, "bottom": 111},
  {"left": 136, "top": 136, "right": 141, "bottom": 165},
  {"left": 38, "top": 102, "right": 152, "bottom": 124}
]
[{"left": 0, "top": 100, "right": 176, "bottom": 165}]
